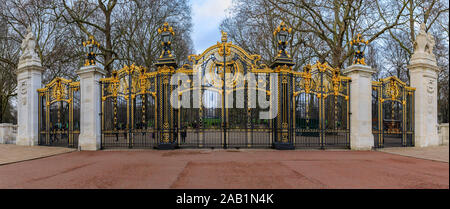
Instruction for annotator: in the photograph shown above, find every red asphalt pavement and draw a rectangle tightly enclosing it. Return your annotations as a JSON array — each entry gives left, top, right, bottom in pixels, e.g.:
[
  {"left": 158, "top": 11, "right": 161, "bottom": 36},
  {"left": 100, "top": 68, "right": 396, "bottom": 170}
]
[{"left": 0, "top": 149, "right": 448, "bottom": 189}]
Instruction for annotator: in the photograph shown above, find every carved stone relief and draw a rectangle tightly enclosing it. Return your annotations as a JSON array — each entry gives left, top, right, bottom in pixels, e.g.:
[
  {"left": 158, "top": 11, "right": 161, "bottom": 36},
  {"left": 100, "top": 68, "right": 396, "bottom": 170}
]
[{"left": 20, "top": 81, "right": 27, "bottom": 106}]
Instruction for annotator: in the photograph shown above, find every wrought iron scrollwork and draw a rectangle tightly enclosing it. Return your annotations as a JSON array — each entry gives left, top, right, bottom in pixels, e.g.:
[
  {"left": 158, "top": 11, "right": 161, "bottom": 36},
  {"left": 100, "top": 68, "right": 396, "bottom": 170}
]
[
  {"left": 372, "top": 76, "right": 415, "bottom": 148},
  {"left": 37, "top": 77, "right": 80, "bottom": 148}
]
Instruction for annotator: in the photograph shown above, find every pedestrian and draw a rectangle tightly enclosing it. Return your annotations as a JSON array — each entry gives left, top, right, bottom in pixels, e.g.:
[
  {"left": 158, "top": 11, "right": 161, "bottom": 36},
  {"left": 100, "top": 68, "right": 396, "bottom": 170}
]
[
  {"left": 181, "top": 125, "right": 187, "bottom": 143},
  {"left": 193, "top": 120, "right": 198, "bottom": 129},
  {"left": 173, "top": 126, "right": 178, "bottom": 143}
]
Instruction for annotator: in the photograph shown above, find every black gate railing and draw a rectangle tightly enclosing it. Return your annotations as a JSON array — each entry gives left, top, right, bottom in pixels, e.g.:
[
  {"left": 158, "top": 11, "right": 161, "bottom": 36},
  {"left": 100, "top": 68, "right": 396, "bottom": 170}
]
[
  {"left": 372, "top": 76, "right": 415, "bottom": 148},
  {"left": 98, "top": 22, "right": 353, "bottom": 150},
  {"left": 100, "top": 65, "right": 158, "bottom": 149},
  {"left": 38, "top": 77, "right": 80, "bottom": 148},
  {"left": 293, "top": 62, "right": 351, "bottom": 149}
]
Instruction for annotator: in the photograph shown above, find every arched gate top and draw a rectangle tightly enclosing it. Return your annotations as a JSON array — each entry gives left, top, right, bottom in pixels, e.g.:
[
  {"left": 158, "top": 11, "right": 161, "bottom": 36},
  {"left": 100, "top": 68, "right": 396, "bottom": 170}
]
[{"left": 37, "top": 77, "right": 79, "bottom": 105}]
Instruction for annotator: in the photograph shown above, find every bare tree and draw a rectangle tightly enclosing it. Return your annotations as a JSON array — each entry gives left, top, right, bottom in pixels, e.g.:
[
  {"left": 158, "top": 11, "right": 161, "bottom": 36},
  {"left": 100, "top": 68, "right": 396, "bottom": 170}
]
[{"left": 61, "top": 0, "right": 193, "bottom": 73}]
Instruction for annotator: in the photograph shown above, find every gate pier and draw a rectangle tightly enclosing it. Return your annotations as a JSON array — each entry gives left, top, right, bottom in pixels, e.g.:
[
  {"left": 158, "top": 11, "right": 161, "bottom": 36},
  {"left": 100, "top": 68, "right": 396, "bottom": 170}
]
[
  {"left": 343, "top": 64, "right": 376, "bottom": 150},
  {"left": 16, "top": 27, "right": 44, "bottom": 146},
  {"left": 76, "top": 65, "right": 106, "bottom": 150},
  {"left": 271, "top": 57, "right": 295, "bottom": 150},
  {"left": 408, "top": 23, "right": 440, "bottom": 147}
]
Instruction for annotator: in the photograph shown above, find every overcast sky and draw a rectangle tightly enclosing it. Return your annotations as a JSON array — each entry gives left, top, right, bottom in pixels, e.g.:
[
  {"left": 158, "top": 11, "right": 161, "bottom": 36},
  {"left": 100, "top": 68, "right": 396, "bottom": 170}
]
[{"left": 191, "top": 0, "right": 232, "bottom": 54}]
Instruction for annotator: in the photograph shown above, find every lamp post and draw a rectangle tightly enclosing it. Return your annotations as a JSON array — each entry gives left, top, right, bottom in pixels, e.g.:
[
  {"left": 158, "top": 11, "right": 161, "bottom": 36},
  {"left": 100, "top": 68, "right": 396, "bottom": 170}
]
[
  {"left": 350, "top": 34, "right": 369, "bottom": 65},
  {"left": 155, "top": 22, "right": 177, "bottom": 150},
  {"left": 82, "top": 36, "right": 100, "bottom": 66},
  {"left": 273, "top": 21, "right": 292, "bottom": 59},
  {"left": 158, "top": 22, "right": 175, "bottom": 59}
]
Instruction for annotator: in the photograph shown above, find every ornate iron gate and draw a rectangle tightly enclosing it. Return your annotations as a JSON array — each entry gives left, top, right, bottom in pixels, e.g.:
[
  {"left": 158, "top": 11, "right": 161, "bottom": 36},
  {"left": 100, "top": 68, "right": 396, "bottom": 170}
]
[
  {"left": 372, "top": 76, "right": 415, "bottom": 148},
  {"left": 98, "top": 22, "right": 353, "bottom": 150},
  {"left": 100, "top": 65, "right": 158, "bottom": 148},
  {"left": 173, "top": 35, "right": 274, "bottom": 149},
  {"left": 293, "top": 62, "right": 351, "bottom": 149},
  {"left": 38, "top": 77, "right": 80, "bottom": 148}
]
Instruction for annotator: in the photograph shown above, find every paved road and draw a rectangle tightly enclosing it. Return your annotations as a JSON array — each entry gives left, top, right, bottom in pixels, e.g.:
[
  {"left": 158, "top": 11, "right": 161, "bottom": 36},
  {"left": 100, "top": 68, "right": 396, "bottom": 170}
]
[
  {"left": 379, "top": 145, "right": 449, "bottom": 163},
  {"left": 0, "top": 144, "right": 74, "bottom": 165},
  {"left": 0, "top": 149, "right": 447, "bottom": 189}
]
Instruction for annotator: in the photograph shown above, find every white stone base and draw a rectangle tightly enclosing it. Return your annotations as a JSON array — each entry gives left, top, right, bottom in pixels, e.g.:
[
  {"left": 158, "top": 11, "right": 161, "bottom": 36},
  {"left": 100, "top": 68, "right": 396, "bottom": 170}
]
[
  {"left": 78, "top": 135, "right": 101, "bottom": 150},
  {"left": 439, "top": 123, "right": 449, "bottom": 146},
  {"left": 350, "top": 135, "right": 374, "bottom": 150},
  {"left": 16, "top": 136, "right": 38, "bottom": 146},
  {"left": 0, "top": 123, "right": 18, "bottom": 144}
]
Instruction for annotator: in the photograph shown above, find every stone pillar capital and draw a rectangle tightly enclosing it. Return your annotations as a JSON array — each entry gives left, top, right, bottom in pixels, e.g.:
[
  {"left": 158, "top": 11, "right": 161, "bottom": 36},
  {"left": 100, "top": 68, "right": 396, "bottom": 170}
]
[
  {"left": 342, "top": 64, "right": 375, "bottom": 77},
  {"left": 407, "top": 59, "right": 440, "bottom": 74},
  {"left": 76, "top": 65, "right": 107, "bottom": 77},
  {"left": 16, "top": 62, "right": 44, "bottom": 75}
]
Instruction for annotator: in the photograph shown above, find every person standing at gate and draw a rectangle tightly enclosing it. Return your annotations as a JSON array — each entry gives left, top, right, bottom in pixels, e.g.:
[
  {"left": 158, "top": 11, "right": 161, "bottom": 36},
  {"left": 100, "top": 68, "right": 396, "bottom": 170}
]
[
  {"left": 193, "top": 120, "right": 198, "bottom": 129},
  {"left": 181, "top": 125, "right": 187, "bottom": 143},
  {"left": 173, "top": 126, "right": 178, "bottom": 143}
]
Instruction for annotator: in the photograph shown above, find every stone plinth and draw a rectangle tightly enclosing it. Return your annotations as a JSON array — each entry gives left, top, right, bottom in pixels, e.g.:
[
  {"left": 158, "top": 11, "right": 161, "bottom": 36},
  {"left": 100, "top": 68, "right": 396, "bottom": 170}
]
[
  {"left": 0, "top": 123, "right": 17, "bottom": 144},
  {"left": 343, "top": 64, "right": 376, "bottom": 150},
  {"left": 438, "top": 123, "right": 449, "bottom": 146},
  {"left": 407, "top": 24, "right": 440, "bottom": 147},
  {"left": 76, "top": 65, "right": 107, "bottom": 150}
]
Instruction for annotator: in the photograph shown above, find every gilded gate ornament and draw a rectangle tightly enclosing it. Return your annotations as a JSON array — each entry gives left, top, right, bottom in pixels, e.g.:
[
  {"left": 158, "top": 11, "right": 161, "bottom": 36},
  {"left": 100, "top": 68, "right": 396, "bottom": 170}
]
[
  {"left": 38, "top": 77, "right": 77, "bottom": 105},
  {"left": 385, "top": 78, "right": 400, "bottom": 101},
  {"left": 372, "top": 76, "right": 416, "bottom": 148},
  {"left": 294, "top": 61, "right": 350, "bottom": 98},
  {"left": 301, "top": 64, "right": 312, "bottom": 94},
  {"left": 51, "top": 80, "right": 66, "bottom": 102},
  {"left": 37, "top": 77, "right": 80, "bottom": 148},
  {"left": 331, "top": 69, "right": 341, "bottom": 96}
]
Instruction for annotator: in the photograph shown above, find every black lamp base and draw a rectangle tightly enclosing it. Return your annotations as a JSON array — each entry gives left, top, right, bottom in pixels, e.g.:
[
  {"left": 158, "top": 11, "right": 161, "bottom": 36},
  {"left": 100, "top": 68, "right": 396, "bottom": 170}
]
[
  {"left": 274, "top": 142, "right": 295, "bottom": 150},
  {"left": 157, "top": 143, "right": 176, "bottom": 150}
]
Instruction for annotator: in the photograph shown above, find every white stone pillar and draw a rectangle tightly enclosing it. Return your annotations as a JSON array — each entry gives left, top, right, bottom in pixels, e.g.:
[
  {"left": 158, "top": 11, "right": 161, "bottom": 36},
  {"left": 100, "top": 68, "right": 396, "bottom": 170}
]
[
  {"left": 343, "top": 64, "right": 376, "bottom": 150},
  {"left": 76, "top": 65, "right": 106, "bottom": 150},
  {"left": 407, "top": 24, "right": 440, "bottom": 147},
  {"left": 15, "top": 27, "right": 44, "bottom": 146}
]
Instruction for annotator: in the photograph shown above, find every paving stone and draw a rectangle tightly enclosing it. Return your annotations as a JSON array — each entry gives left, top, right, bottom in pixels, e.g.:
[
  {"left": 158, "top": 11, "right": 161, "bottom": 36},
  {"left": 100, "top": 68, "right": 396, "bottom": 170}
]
[{"left": 0, "top": 144, "right": 75, "bottom": 165}]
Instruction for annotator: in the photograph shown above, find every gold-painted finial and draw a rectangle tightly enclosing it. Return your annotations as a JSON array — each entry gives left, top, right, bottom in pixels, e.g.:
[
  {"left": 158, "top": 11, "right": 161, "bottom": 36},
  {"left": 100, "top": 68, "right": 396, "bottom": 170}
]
[
  {"left": 221, "top": 31, "right": 228, "bottom": 43},
  {"left": 83, "top": 35, "right": 99, "bottom": 66},
  {"left": 158, "top": 22, "right": 174, "bottom": 35},
  {"left": 351, "top": 33, "right": 369, "bottom": 65}
]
